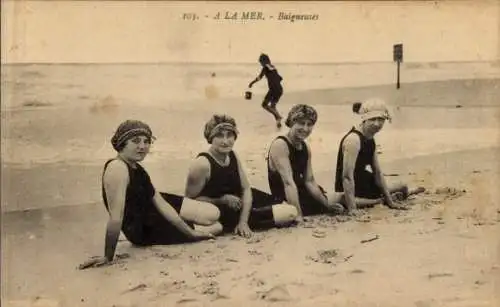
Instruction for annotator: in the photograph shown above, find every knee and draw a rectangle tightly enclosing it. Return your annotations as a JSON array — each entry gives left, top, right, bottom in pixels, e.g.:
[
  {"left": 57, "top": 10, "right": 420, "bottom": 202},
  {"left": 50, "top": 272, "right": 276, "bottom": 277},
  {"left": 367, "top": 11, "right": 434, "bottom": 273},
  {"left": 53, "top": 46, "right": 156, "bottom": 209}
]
[
  {"left": 282, "top": 205, "right": 299, "bottom": 222},
  {"left": 286, "top": 205, "right": 299, "bottom": 220},
  {"left": 195, "top": 204, "right": 220, "bottom": 226},
  {"left": 206, "top": 204, "right": 221, "bottom": 223},
  {"left": 209, "top": 222, "right": 223, "bottom": 236},
  {"left": 195, "top": 222, "right": 223, "bottom": 236},
  {"left": 327, "top": 191, "right": 343, "bottom": 205},
  {"left": 272, "top": 204, "right": 298, "bottom": 225}
]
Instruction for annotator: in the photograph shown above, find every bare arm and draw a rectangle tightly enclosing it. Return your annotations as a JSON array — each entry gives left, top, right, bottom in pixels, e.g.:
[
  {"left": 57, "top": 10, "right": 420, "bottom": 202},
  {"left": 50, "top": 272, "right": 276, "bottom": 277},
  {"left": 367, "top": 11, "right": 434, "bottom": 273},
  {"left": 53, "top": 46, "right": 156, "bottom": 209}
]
[
  {"left": 102, "top": 160, "right": 129, "bottom": 262},
  {"left": 303, "top": 143, "right": 329, "bottom": 207},
  {"left": 269, "top": 139, "right": 302, "bottom": 216},
  {"left": 342, "top": 135, "right": 361, "bottom": 213},
  {"left": 372, "top": 150, "right": 393, "bottom": 206},
  {"left": 184, "top": 157, "right": 227, "bottom": 206},
  {"left": 249, "top": 68, "right": 265, "bottom": 87},
  {"left": 151, "top": 192, "right": 198, "bottom": 238},
  {"left": 234, "top": 152, "right": 252, "bottom": 225}
]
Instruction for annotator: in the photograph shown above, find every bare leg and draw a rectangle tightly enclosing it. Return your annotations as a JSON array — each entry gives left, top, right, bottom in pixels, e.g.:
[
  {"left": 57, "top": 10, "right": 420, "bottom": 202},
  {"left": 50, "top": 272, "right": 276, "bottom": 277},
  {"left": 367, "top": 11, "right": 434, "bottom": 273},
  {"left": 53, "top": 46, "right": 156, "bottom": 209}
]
[
  {"left": 326, "top": 184, "right": 426, "bottom": 213},
  {"left": 180, "top": 198, "right": 220, "bottom": 226},
  {"left": 327, "top": 191, "right": 384, "bottom": 210},
  {"left": 387, "top": 182, "right": 409, "bottom": 198},
  {"left": 269, "top": 101, "right": 282, "bottom": 128},
  {"left": 271, "top": 204, "right": 298, "bottom": 226},
  {"left": 387, "top": 183, "right": 425, "bottom": 200},
  {"left": 194, "top": 223, "right": 223, "bottom": 236},
  {"left": 409, "top": 186, "right": 426, "bottom": 195},
  {"left": 269, "top": 101, "right": 282, "bottom": 118},
  {"left": 261, "top": 100, "right": 282, "bottom": 127}
]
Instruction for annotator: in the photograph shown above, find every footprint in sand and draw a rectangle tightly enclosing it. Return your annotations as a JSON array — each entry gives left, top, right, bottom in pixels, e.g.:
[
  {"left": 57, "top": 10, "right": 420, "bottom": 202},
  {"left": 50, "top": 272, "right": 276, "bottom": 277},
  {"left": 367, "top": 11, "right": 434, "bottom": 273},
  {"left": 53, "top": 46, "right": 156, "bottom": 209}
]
[
  {"left": 200, "top": 280, "right": 220, "bottom": 295},
  {"left": 121, "top": 283, "right": 148, "bottom": 294},
  {"left": 312, "top": 228, "right": 327, "bottom": 238},
  {"left": 307, "top": 249, "right": 345, "bottom": 264},
  {"left": 427, "top": 272, "right": 454, "bottom": 280},
  {"left": 175, "top": 298, "right": 201, "bottom": 306},
  {"left": 260, "top": 285, "right": 292, "bottom": 302},
  {"left": 246, "top": 235, "right": 264, "bottom": 244},
  {"left": 435, "top": 187, "right": 466, "bottom": 197},
  {"left": 248, "top": 249, "right": 263, "bottom": 256},
  {"left": 194, "top": 270, "right": 220, "bottom": 278}
]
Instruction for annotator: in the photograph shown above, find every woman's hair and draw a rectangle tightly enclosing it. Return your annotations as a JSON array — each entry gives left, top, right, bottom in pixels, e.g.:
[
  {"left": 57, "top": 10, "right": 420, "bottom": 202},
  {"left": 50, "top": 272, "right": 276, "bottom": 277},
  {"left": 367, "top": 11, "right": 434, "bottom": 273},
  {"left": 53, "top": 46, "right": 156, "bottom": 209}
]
[
  {"left": 352, "top": 102, "right": 362, "bottom": 114},
  {"left": 203, "top": 114, "right": 239, "bottom": 144},
  {"left": 111, "top": 120, "right": 154, "bottom": 151},
  {"left": 285, "top": 104, "right": 318, "bottom": 127},
  {"left": 259, "top": 53, "right": 271, "bottom": 64}
]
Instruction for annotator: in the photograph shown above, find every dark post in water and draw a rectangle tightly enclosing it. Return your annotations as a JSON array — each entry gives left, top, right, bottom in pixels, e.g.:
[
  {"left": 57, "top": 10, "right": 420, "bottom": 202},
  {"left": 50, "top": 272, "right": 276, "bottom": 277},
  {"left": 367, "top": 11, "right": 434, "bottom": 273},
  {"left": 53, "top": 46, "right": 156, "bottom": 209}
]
[{"left": 393, "top": 43, "right": 403, "bottom": 89}]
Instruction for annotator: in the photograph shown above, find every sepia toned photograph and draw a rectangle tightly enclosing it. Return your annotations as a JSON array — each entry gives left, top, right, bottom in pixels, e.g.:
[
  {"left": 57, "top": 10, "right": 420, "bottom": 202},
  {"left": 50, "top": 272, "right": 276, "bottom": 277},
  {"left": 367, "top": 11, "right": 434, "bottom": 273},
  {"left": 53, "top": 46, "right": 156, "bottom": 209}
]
[{"left": 1, "top": 1, "right": 499, "bottom": 306}]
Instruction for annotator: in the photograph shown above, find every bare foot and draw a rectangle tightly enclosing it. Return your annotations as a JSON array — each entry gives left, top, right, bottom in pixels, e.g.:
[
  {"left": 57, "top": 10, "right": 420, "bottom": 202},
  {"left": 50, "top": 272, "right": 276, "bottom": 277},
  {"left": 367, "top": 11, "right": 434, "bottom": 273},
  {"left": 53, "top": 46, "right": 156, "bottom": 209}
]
[
  {"left": 391, "top": 192, "right": 405, "bottom": 202},
  {"left": 409, "top": 187, "right": 426, "bottom": 195}
]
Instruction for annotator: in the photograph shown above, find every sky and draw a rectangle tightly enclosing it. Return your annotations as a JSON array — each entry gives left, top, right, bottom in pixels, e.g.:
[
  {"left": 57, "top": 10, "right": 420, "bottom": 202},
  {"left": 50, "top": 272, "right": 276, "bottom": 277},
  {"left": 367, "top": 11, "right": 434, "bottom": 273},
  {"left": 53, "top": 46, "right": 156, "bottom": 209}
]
[{"left": 1, "top": 0, "right": 499, "bottom": 64}]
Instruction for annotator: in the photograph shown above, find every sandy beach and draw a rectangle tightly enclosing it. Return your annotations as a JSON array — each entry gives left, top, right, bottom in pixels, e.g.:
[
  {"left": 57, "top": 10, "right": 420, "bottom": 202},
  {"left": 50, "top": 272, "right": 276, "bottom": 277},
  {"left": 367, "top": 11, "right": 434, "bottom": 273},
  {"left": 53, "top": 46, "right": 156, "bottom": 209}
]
[{"left": 1, "top": 62, "right": 500, "bottom": 306}]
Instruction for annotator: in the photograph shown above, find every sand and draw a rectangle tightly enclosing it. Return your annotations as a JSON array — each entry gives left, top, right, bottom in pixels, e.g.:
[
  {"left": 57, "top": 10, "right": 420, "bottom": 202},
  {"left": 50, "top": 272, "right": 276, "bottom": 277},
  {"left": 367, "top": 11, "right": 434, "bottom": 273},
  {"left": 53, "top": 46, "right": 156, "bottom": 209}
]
[
  {"left": 1, "top": 65, "right": 500, "bottom": 306},
  {"left": 2, "top": 148, "right": 499, "bottom": 307}
]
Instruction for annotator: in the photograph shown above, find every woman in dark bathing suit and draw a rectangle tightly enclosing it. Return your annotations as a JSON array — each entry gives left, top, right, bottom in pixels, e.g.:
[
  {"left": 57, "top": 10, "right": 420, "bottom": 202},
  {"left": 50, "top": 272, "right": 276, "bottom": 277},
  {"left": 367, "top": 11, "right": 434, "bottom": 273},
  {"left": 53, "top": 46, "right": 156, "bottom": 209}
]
[
  {"left": 266, "top": 104, "right": 346, "bottom": 221},
  {"left": 81, "top": 120, "right": 222, "bottom": 269},
  {"left": 184, "top": 114, "right": 298, "bottom": 238},
  {"left": 249, "top": 53, "right": 284, "bottom": 128},
  {"left": 334, "top": 98, "right": 425, "bottom": 216},
  {"left": 267, "top": 104, "right": 408, "bottom": 220}
]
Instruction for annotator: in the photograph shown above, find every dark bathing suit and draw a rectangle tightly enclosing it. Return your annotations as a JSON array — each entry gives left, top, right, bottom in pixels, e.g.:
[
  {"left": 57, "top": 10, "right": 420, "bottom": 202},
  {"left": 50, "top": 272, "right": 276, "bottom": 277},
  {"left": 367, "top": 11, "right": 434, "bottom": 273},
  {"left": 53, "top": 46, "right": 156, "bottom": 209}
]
[
  {"left": 196, "top": 151, "right": 280, "bottom": 232},
  {"left": 267, "top": 136, "right": 328, "bottom": 216},
  {"left": 261, "top": 64, "right": 283, "bottom": 106},
  {"left": 102, "top": 159, "right": 192, "bottom": 246},
  {"left": 334, "top": 127, "right": 382, "bottom": 199}
]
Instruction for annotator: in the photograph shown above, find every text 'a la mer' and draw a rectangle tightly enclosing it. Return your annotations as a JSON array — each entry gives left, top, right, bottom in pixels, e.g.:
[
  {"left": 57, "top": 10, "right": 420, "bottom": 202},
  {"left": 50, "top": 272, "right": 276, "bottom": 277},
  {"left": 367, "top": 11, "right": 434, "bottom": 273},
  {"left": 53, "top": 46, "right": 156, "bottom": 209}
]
[{"left": 214, "top": 11, "right": 265, "bottom": 20}]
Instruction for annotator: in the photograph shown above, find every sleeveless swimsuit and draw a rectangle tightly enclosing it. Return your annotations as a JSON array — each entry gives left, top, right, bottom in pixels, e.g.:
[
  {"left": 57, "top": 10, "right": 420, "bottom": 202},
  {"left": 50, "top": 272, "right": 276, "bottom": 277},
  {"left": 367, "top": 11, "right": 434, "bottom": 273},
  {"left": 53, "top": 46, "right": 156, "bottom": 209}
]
[
  {"left": 267, "top": 136, "right": 327, "bottom": 216},
  {"left": 102, "top": 159, "right": 192, "bottom": 245},
  {"left": 334, "top": 127, "right": 382, "bottom": 199}
]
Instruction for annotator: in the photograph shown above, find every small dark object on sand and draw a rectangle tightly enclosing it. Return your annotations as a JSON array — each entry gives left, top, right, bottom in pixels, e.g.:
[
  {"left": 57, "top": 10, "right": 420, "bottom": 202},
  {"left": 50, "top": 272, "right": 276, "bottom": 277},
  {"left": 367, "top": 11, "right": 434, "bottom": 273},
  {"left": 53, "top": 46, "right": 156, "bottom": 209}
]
[
  {"left": 360, "top": 235, "right": 380, "bottom": 244},
  {"left": 428, "top": 272, "right": 453, "bottom": 279},
  {"left": 384, "top": 173, "right": 400, "bottom": 177},
  {"left": 122, "top": 283, "right": 147, "bottom": 294}
]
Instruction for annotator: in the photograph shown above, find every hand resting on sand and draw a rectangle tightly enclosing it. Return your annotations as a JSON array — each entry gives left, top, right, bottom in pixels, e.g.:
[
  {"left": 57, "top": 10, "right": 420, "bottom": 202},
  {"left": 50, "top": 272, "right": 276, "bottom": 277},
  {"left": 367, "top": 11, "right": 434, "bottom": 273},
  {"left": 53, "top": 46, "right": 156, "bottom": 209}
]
[
  {"left": 384, "top": 188, "right": 426, "bottom": 210},
  {"left": 234, "top": 222, "right": 253, "bottom": 238},
  {"left": 77, "top": 253, "right": 129, "bottom": 270},
  {"left": 384, "top": 193, "right": 409, "bottom": 210},
  {"left": 78, "top": 256, "right": 111, "bottom": 270}
]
